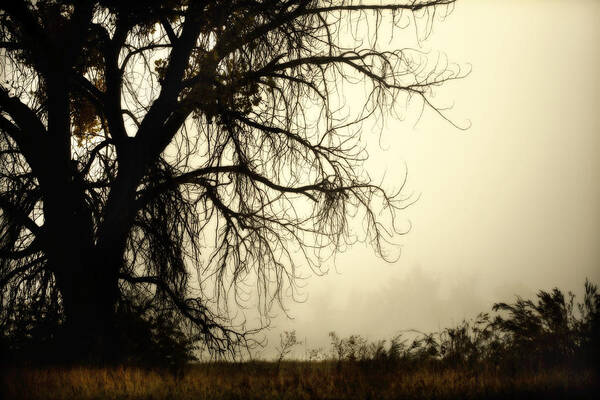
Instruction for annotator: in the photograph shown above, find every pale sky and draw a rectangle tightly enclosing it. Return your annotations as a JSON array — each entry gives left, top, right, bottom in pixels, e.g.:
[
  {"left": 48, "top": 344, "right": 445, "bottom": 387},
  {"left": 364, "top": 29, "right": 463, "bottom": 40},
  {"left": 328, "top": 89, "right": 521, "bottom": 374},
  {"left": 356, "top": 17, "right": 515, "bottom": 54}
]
[{"left": 249, "top": 0, "right": 600, "bottom": 359}]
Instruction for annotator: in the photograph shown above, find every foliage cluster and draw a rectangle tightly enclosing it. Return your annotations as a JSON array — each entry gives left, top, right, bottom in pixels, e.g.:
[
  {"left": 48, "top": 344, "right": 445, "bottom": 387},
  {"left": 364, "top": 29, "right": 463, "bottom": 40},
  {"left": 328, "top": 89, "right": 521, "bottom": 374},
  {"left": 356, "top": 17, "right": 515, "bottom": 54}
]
[
  {"left": 2, "top": 277, "right": 598, "bottom": 374},
  {"left": 313, "top": 280, "right": 600, "bottom": 372},
  {"left": 0, "top": 300, "right": 197, "bottom": 367}
]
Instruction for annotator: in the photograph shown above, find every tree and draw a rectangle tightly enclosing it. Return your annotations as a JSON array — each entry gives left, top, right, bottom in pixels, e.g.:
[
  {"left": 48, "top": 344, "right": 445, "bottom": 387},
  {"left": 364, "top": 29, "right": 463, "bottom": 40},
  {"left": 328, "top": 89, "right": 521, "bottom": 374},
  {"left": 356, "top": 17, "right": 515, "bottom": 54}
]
[
  {"left": 0, "top": 0, "right": 463, "bottom": 363},
  {"left": 275, "top": 330, "right": 301, "bottom": 371}
]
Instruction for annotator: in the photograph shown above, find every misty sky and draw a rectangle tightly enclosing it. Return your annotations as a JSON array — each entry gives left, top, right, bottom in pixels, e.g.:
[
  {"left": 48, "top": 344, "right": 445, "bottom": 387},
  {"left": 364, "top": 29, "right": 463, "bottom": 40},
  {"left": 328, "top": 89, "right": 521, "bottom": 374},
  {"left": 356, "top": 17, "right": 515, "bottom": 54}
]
[{"left": 248, "top": 0, "right": 600, "bottom": 359}]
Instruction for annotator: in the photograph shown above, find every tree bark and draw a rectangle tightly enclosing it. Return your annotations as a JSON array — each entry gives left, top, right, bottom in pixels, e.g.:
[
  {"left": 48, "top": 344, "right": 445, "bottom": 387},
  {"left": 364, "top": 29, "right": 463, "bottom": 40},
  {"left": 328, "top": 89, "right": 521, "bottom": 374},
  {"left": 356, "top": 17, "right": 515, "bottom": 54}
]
[
  {"left": 54, "top": 257, "right": 120, "bottom": 364},
  {"left": 42, "top": 173, "right": 123, "bottom": 363}
]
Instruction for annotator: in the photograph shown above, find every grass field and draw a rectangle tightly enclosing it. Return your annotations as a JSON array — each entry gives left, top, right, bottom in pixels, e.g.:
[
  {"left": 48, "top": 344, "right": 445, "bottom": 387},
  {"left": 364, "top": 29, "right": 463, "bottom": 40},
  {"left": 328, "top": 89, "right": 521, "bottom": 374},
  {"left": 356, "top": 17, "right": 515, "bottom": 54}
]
[
  {"left": 1, "top": 361, "right": 597, "bottom": 400},
  {"left": 2, "top": 282, "right": 598, "bottom": 399}
]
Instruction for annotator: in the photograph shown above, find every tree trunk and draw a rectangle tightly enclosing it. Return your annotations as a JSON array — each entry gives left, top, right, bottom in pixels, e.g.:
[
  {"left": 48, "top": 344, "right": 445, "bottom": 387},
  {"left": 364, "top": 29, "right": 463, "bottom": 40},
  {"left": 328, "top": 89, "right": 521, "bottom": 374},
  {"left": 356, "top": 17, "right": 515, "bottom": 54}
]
[
  {"left": 52, "top": 248, "right": 121, "bottom": 364},
  {"left": 41, "top": 139, "right": 142, "bottom": 364},
  {"left": 42, "top": 175, "right": 123, "bottom": 364}
]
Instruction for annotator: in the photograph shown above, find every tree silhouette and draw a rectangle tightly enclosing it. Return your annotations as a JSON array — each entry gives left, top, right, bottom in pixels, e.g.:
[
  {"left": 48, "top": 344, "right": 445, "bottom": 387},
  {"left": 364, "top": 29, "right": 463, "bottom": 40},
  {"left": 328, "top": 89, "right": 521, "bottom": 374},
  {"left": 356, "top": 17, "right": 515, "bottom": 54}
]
[{"left": 0, "top": 0, "right": 463, "bottom": 363}]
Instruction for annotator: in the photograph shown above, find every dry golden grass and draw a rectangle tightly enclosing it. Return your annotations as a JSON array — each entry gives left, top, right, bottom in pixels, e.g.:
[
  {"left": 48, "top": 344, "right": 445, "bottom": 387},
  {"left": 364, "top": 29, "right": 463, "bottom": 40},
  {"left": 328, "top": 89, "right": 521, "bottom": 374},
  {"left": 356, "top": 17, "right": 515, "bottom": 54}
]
[{"left": 1, "top": 361, "right": 597, "bottom": 400}]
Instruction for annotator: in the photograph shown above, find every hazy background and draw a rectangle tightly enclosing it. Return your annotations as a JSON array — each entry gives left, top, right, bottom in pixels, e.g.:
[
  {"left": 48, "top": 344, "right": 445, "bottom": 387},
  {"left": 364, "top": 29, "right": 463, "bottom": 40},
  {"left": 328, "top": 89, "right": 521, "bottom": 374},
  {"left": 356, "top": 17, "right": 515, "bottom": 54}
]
[{"left": 252, "top": 0, "right": 600, "bottom": 358}]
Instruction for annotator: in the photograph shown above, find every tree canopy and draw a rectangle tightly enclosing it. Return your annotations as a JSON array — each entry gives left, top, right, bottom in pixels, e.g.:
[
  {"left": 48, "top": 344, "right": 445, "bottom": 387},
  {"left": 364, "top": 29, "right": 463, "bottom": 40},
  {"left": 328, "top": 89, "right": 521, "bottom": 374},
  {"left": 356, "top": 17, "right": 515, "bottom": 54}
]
[{"left": 0, "top": 0, "right": 464, "bottom": 362}]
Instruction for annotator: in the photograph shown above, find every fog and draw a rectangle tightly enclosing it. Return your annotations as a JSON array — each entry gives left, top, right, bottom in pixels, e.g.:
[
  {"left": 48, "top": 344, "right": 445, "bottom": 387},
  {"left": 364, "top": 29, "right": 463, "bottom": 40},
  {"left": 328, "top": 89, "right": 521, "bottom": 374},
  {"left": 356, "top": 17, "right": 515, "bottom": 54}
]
[{"left": 245, "top": 0, "right": 600, "bottom": 359}]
